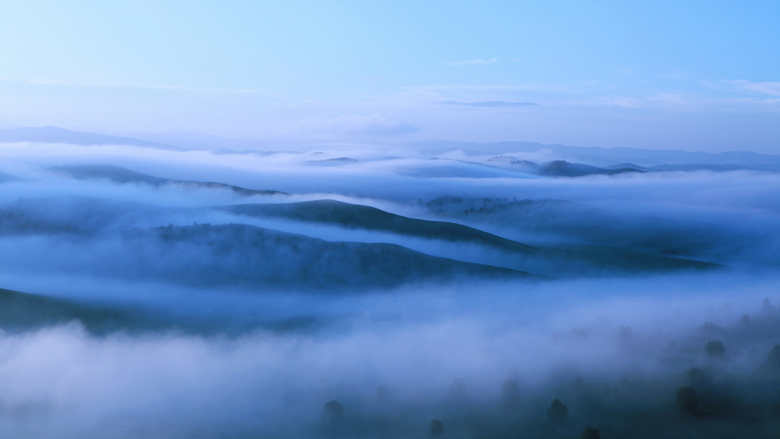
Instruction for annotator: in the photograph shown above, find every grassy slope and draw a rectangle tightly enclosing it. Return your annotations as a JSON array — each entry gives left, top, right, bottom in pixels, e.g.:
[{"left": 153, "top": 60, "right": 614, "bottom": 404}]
[
  {"left": 228, "top": 200, "right": 540, "bottom": 254},
  {"left": 120, "top": 223, "right": 536, "bottom": 290},
  {"left": 226, "top": 200, "right": 719, "bottom": 274},
  {"left": 51, "top": 164, "right": 288, "bottom": 196},
  {"left": 0, "top": 287, "right": 166, "bottom": 334},
  {"left": 0, "top": 287, "right": 329, "bottom": 335}
]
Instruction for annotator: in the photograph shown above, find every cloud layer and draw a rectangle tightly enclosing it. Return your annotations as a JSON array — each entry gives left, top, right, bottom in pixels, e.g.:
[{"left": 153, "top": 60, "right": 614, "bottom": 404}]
[{"left": 0, "top": 138, "right": 778, "bottom": 437}]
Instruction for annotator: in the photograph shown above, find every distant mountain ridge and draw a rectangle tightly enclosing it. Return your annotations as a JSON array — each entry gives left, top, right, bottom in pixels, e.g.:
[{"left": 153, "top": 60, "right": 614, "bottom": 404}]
[
  {"left": 4, "top": 126, "right": 778, "bottom": 170},
  {"left": 484, "top": 158, "right": 642, "bottom": 177},
  {"left": 51, "top": 164, "right": 289, "bottom": 196},
  {"left": 404, "top": 140, "right": 780, "bottom": 169},
  {"left": 0, "top": 126, "right": 185, "bottom": 150}
]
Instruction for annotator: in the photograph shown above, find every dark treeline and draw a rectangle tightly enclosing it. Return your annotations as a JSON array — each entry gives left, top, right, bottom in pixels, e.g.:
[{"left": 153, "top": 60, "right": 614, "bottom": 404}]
[
  {"left": 0, "top": 153, "right": 778, "bottom": 438},
  {"left": 302, "top": 298, "right": 780, "bottom": 439},
  {"left": 423, "top": 195, "right": 780, "bottom": 271}
]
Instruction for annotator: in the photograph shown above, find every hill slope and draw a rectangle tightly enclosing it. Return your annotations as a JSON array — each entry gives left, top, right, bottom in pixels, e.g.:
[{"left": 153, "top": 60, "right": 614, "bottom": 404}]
[
  {"left": 0, "top": 126, "right": 183, "bottom": 150},
  {"left": 226, "top": 200, "right": 718, "bottom": 275},
  {"left": 115, "top": 223, "right": 536, "bottom": 290},
  {"left": 227, "top": 199, "right": 540, "bottom": 254},
  {"left": 52, "top": 164, "right": 289, "bottom": 196},
  {"left": 402, "top": 140, "right": 780, "bottom": 169},
  {"left": 0, "top": 287, "right": 164, "bottom": 334}
]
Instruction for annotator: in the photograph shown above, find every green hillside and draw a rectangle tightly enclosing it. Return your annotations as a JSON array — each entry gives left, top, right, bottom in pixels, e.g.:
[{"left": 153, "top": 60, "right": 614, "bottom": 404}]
[
  {"left": 227, "top": 199, "right": 540, "bottom": 254},
  {"left": 118, "top": 223, "right": 536, "bottom": 290},
  {"left": 51, "top": 164, "right": 288, "bottom": 196},
  {"left": 226, "top": 200, "right": 719, "bottom": 275},
  {"left": 0, "top": 287, "right": 162, "bottom": 334}
]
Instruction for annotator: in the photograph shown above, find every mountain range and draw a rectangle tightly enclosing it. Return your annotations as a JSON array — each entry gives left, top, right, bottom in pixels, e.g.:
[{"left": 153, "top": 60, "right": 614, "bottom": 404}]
[{"left": 3, "top": 126, "right": 780, "bottom": 170}]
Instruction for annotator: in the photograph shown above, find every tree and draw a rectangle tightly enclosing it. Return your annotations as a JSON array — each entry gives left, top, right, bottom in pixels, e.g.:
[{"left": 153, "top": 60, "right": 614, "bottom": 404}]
[
  {"left": 763, "top": 298, "right": 773, "bottom": 316},
  {"left": 768, "top": 345, "right": 780, "bottom": 369},
  {"left": 501, "top": 379, "right": 520, "bottom": 407},
  {"left": 581, "top": 427, "right": 601, "bottom": 439},
  {"left": 685, "top": 367, "right": 710, "bottom": 389},
  {"left": 323, "top": 400, "right": 344, "bottom": 419},
  {"left": 705, "top": 340, "right": 725, "bottom": 358},
  {"left": 547, "top": 398, "right": 568, "bottom": 424},
  {"left": 677, "top": 386, "right": 699, "bottom": 415},
  {"left": 376, "top": 385, "right": 389, "bottom": 403},
  {"left": 450, "top": 378, "right": 467, "bottom": 402},
  {"left": 430, "top": 419, "right": 444, "bottom": 436}
]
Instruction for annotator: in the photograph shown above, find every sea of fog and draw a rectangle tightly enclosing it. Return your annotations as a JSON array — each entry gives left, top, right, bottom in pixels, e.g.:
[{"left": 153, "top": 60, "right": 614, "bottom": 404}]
[{"left": 0, "top": 141, "right": 778, "bottom": 438}]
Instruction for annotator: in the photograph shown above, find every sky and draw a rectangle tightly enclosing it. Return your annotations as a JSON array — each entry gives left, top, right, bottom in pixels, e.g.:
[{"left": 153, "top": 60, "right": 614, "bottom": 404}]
[{"left": 0, "top": 0, "right": 779, "bottom": 152}]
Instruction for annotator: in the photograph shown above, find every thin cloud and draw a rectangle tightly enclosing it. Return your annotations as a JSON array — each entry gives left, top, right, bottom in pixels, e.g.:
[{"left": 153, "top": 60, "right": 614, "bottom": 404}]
[
  {"left": 435, "top": 99, "right": 538, "bottom": 107},
  {"left": 726, "top": 80, "right": 780, "bottom": 96},
  {"left": 290, "top": 114, "right": 419, "bottom": 137},
  {"left": 0, "top": 77, "right": 271, "bottom": 96},
  {"left": 449, "top": 58, "right": 498, "bottom": 66},
  {"left": 406, "top": 84, "right": 574, "bottom": 94}
]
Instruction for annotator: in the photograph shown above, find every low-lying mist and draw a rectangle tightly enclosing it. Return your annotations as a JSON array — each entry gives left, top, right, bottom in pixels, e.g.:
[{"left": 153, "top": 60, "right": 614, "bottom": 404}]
[
  {"left": 0, "top": 140, "right": 779, "bottom": 437},
  {"left": 1, "top": 275, "right": 780, "bottom": 438}
]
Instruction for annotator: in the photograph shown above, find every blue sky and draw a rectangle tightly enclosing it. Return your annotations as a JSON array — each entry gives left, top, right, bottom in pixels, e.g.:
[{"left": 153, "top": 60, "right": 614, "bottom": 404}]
[{"left": 1, "top": 0, "right": 778, "bottom": 152}]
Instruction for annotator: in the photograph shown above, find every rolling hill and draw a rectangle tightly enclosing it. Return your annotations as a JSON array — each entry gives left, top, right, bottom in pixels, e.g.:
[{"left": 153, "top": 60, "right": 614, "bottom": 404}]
[
  {"left": 0, "top": 287, "right": 165, "bottom": 334},
  {"left": 52, "top": 164, "right": 289, "bottom": 196},
  {"left": 226, "top": 199, "right": 540, "bottom": 255},
  {"left": 225, "top": 199, "right": 719, "bottom": 275},
  {"left": 402, "top": 140, "right": 780, "bottom": 169},
  {"left": 0, "top": 126, "right": 183, "bottom": 150},
  {"left": 0, "top": 286, "right": 328, "bottom": 335},
  {"left": 115, "top": 223, "right": 536, "bottom": 290}
]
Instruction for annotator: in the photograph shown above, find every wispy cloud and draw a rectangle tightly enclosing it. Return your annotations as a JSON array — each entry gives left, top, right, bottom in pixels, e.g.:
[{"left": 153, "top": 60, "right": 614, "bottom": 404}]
[
  {"left": 449, "top": 58, "right": 498, "bottom": 66},
  {"left": 0, "top": 77, "right": 270, "bottom": 96},
  {"left": 290, "top": 114, "right": 418, "bottom": 137},
  {"left": 646, "top": 93, "right": 694, "bottom": 106},
  {"left": 578, "top": 93, "right": 780, "bottom": 112},
  {"left": 407, "top": 84, "right": 573, "bottom": 94},
  {"left": 435, "top": 99, "right": 538, "bottom": 107},
  {"left": 726, "top": 80, "right": 780, "bottom": 96},
  {"left": 588, "top": 96, "right": 647, "bottom": 108}
]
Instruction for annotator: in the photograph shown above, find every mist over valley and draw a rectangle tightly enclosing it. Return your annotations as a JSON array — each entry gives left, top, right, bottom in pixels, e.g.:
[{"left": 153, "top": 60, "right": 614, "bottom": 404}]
[{"left": 0, "top": 128, "right": 777, "bottom": 438}]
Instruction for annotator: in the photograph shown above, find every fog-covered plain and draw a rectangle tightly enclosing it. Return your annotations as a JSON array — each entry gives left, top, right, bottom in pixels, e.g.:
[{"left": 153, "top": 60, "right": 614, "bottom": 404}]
[{"left": 1, "top": 139, "right": 780, "bottom": 438}]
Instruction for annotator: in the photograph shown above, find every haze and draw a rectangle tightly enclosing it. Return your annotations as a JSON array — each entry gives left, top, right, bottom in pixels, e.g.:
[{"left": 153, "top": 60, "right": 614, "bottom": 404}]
[
  {"left": 1, "top": 2, "right": 779, "bottom": 438},
  {"left": 1, "top": 1, "right": 780, "bottom": 152}
]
